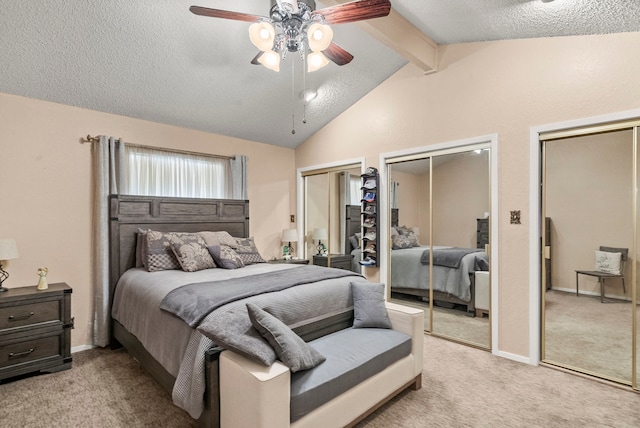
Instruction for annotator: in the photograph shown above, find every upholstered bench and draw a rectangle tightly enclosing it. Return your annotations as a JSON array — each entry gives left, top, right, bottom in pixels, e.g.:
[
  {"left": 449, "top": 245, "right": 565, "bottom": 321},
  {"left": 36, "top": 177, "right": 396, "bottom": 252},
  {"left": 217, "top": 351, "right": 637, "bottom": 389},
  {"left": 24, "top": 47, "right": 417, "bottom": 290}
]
[{"left": 219, "top": 302, "right": 424, "bottom": 428}]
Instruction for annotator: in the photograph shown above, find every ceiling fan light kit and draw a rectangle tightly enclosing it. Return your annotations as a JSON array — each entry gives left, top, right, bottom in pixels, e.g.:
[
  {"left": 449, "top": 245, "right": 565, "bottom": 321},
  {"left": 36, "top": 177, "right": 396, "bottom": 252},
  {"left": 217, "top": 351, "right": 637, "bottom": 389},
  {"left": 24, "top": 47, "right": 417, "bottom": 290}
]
[{"left": 190, "top": 0, "right": 391, "bottom": 72}]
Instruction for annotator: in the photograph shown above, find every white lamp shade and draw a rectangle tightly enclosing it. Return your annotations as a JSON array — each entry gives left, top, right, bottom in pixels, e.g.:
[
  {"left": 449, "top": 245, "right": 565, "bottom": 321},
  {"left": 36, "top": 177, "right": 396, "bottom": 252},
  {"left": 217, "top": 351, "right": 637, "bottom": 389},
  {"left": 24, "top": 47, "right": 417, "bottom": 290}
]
[
  {"left": 258, "top": 49, "right": 281, "bottom": 72},
  {"left": 0, "top": 238, "right": 19, "bottom": 260},
  {"left": 307, "top": 51, "right": 329, "bottom": 72},
  {"left": 312, "top": 228, "right": 328, "bottom": 241},
  {"left": 307, "top": 23, "right": 333, "bottom": 52},
  {"left": 249, "top": 22, "right": 275, "bottom": 51},
  {"left": 282, "top": 229, "right": 298, "bottom": 242}
]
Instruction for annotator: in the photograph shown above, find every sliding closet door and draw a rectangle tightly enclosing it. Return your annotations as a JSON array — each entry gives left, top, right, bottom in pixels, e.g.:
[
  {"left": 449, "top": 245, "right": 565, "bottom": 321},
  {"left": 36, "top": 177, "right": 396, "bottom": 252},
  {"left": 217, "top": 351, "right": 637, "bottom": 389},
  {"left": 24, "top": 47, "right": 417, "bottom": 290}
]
[
  {"left": 387, "top": 145, "right": 491, "bottom": 350},
  {"left": 542, "top": 127, "right": 636, "bottom": 384},
  {"left": 430, "top": 149, "right": 490, "bottom": 348}
]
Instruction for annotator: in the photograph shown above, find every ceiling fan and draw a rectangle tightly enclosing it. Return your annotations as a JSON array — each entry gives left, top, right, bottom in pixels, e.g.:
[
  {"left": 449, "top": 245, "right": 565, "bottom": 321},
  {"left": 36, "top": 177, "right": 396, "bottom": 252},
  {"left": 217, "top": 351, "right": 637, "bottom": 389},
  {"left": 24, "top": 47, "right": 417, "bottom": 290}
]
[{"left": 190, "top": 0, "right": 392, "bottom": 72}]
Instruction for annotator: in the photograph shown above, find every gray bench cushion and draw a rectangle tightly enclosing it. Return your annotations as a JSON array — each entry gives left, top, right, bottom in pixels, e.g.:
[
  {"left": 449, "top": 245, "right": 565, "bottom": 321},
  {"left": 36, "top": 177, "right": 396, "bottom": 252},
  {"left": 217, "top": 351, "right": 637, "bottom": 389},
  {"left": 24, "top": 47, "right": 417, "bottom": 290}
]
[{"left": 290, "top": 327, "right": 412, "bottom": 422}]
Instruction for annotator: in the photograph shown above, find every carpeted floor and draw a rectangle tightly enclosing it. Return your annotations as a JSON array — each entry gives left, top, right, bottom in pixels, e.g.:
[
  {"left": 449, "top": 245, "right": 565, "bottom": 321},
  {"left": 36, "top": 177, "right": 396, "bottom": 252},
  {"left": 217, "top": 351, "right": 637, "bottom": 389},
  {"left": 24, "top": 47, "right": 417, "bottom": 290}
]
[{"left": 2, "top": 335, "right": 639, "bottom": 428}]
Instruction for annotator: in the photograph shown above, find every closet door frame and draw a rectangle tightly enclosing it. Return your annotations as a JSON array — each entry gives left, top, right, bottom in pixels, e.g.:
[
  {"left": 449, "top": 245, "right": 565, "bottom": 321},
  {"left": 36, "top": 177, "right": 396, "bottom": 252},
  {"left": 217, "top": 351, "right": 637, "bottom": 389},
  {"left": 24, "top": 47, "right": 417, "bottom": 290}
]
[{"left": 379, "top": 134, "right": 499, "bottom": 354}]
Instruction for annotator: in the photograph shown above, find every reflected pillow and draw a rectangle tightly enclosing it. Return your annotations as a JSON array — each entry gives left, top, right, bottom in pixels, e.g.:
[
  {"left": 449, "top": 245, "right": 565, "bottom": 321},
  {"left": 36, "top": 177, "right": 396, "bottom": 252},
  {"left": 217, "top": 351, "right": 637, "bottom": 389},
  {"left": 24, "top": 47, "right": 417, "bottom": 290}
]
[
  {"left": 349, "top": 235, "right": 360, "bottom": 250},
  {"left": 595, "top": 250, "right": 622, "bottom": 275},
  {"left": 391, "top": 232, "right": 420, "bottom": 250}
]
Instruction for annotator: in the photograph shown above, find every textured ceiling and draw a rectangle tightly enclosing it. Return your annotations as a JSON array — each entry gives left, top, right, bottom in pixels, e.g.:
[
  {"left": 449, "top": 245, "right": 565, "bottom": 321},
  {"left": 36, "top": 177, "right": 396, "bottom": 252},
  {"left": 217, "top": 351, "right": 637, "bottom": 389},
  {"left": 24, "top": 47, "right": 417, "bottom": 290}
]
[{"left": 1, "top": 1, "right": 638, "bottom": 148}]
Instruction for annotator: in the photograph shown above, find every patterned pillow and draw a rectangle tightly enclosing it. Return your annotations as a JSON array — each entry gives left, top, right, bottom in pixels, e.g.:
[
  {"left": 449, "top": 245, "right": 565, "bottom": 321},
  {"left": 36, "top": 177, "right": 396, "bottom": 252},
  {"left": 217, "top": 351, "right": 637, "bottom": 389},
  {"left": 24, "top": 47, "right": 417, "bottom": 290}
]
[
  {"left": 208, "top": 245, "right": 245, "bottom": 269},
  {"left": 234, "top": 237, "right": 266, "bottom": 265},
  {"left": 198, "top": 231, "right": 239, "bottom": 249},
  {"left": 169, "top": 233, "right": 216, "bottom": 272},
  {"left": 391, "top": 232, "right": 420, "bottom": 250},
  {"left": 595, "top": 250, "right": 622, "bottom": 275},
  {"left": 145, "top": 230, "right": 182, "bottom": 272}
]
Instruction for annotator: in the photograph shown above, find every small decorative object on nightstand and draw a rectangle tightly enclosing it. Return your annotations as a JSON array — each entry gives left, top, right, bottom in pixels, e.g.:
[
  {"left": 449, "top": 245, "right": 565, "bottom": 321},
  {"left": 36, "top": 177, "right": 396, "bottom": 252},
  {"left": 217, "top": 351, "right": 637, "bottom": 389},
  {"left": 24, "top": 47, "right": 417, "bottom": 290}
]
[
  {"left": 0, "top": 238, "right": 19, "bottom": 293},
  {"left": 37, "top": 267, "right": 49, "bottom": 290},
  {"left": 0, "top": 282, "right": 73, "bottom": 381}
]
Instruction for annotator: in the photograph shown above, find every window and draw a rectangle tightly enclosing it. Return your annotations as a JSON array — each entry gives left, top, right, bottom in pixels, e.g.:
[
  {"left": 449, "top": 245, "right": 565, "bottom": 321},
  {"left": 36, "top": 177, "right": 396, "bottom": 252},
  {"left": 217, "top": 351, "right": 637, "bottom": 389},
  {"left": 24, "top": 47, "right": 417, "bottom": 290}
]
[{"left": 123, "top": 145, "right": 231, "bottom": 198}]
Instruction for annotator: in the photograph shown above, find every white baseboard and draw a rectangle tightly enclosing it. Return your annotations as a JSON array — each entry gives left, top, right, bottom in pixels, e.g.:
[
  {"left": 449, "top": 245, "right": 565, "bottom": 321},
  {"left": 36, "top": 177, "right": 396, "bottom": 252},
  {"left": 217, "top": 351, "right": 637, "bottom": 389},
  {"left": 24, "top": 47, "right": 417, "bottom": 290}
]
[
  {"left": 494, "top": 349, "right": 535, "bottom": 366},
  {"left": 71, "top": 344, "right": 95, "bottom": 353}
]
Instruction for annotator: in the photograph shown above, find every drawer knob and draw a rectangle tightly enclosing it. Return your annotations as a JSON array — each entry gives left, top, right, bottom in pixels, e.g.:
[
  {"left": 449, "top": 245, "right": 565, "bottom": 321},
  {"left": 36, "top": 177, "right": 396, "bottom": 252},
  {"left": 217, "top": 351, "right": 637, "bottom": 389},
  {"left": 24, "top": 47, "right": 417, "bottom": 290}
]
[
  {"left": 8, "top": 311, "right": 35, "bottom": 321},
  {"left": 8, "top": 348, "right": 35, "bottom": 359}
]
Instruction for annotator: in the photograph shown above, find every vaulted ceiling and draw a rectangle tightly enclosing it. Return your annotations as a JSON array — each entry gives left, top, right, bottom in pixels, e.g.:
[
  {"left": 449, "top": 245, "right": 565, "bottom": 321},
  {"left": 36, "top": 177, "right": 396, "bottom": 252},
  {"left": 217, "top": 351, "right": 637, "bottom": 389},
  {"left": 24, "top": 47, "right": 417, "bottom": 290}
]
[{"left": 1, "top": 1, "right": 638, "bottom": 148}]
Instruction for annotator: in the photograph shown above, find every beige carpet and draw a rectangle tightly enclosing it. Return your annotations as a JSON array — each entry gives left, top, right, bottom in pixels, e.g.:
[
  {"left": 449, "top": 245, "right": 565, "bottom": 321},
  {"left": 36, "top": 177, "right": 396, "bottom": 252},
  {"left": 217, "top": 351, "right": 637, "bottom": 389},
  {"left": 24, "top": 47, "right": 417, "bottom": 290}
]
[
  {"left": 544, "top": 290, "right": 634, "bottom": 382},
  {"left": 2, "top": 336, "right": 639, "bottom": 428}
]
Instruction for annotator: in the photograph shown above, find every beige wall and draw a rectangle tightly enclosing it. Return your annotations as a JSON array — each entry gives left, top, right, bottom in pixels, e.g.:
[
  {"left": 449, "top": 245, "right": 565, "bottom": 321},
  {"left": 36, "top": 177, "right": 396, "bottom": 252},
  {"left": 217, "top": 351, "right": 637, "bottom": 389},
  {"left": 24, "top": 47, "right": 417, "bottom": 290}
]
[
  {"left": 295, "top": 32, "right": 640, "bottom": 359},
  {"left": 0, "top": 93, "right": 296, "bottom": 349}
]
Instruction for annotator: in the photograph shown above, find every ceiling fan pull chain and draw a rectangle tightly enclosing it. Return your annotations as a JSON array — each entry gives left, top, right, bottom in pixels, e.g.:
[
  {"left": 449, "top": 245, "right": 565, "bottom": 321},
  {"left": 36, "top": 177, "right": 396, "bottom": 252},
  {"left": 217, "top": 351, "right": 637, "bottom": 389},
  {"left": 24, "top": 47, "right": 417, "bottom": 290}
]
[
  {"left": 291, "top": 57, "right": 296, "bottom": 135},
  {"left": 302, "top": 53, "right": 307, "bottom": 125}
]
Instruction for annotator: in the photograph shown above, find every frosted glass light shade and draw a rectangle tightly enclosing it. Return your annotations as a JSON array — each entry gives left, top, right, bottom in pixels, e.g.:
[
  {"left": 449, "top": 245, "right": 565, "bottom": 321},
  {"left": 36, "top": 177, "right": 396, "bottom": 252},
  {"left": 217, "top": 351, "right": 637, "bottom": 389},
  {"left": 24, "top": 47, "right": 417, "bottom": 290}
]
[
  {"left": 307, "top": 51, "right": 329, "bottom": 72},
  {"left": 249, "top": 22, "right": 275, "bottom": 51},
  {"left": 307, "top": 23, "right": 333, "bottom": 52},
  {"left": 0, "top": 238, "right": 18, "bottom": 260},
  {"left": 258, "top": 49, "right": 281, "bottom": 72}
]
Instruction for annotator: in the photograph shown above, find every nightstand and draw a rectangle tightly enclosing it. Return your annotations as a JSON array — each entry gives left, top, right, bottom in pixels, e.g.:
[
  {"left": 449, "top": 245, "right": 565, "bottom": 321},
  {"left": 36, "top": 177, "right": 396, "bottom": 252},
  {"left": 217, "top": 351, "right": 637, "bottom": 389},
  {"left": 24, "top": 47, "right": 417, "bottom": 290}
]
[
  {"left": 313, "top": 254, "right": 353, "bottom": 271},
  {"left": 268, "top": 259, "right": 309, "bottom": 265},
  {"left": 0, "top": 282, "right": 73, "bottom": 382}
]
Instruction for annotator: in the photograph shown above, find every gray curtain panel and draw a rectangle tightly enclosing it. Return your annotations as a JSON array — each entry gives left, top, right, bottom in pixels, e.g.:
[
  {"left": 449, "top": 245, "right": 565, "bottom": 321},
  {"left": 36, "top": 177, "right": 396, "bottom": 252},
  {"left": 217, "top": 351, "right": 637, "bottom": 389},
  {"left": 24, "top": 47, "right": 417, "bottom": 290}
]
[
  {"left": 230, "top": 155, "right": 247, "bottom": 200},
  {"left": 92, "top": 136, "right": 124, "bottom": 347}
]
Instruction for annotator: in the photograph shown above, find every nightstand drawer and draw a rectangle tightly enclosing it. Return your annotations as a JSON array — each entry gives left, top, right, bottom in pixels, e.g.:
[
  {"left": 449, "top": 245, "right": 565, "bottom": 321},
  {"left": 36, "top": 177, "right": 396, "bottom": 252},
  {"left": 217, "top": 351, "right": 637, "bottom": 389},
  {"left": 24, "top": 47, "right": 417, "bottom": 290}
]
[
  {"left": 0, "top": 299, "right": 61, "bottom": 330},
  {"left": 0, "top": 333, "right": 62, "bottom": 369}
]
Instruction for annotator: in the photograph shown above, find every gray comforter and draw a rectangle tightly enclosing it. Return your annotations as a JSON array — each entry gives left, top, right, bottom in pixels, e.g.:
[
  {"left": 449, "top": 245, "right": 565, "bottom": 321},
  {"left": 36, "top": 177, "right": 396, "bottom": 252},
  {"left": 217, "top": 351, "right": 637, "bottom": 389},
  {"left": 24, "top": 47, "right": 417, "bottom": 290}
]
[
  {"left": 112, "top": 263, "right": 362, "bottom": 419},
  {"left": 391, "top": 246, "right": 488, "bottom": 302}
]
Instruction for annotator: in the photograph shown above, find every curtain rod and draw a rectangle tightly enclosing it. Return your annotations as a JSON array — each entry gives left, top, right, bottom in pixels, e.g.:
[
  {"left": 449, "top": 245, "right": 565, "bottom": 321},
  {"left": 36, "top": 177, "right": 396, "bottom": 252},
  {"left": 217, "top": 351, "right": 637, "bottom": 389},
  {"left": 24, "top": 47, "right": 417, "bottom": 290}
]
[{"left": 82, "top": 134, "right": 236, "bottom": 160}]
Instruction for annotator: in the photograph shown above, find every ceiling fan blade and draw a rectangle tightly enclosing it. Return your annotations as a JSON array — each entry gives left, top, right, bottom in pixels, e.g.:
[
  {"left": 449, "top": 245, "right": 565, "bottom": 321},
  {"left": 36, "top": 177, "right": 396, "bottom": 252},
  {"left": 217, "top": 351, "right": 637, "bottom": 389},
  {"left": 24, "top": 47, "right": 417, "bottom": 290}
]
[
  {"left": 250, "top": 52, "right": 262, "bottom": 65},
  {"left": 189, "top": 5, "right": 265, "bottom": 23},
  {"left": 312, "top": 0, "right": 391, "bottom": 25},
  {"left": 323, "top": 43, "right": 354, "bottom": 66}
]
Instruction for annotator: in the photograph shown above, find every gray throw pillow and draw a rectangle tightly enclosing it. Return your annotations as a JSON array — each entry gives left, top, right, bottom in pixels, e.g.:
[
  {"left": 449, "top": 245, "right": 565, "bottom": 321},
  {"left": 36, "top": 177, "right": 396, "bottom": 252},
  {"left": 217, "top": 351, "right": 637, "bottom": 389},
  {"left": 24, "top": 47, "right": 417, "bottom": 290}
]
[
  {"left": 234, "top": 237, "right": 267, "bottom": 265},
  {"left": 351, "top": 282, "right": 392, "bottom": 329},
  {"left": 247, "top": 303, "right": 325, "bottom": 372},
  {"left": 169, "top": 233, "right": 216, "bottom": 272},
  {"left": 208, "top": 245, "right": 245, "bottom": 269}
]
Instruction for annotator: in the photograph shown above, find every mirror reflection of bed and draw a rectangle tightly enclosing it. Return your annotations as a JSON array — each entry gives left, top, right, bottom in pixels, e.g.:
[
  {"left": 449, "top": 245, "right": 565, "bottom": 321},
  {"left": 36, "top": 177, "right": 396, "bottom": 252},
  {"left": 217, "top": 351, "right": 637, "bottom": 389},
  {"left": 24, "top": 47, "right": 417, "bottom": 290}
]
[{"left": 387, "top": 149, "right": 491, "bottom": 349}]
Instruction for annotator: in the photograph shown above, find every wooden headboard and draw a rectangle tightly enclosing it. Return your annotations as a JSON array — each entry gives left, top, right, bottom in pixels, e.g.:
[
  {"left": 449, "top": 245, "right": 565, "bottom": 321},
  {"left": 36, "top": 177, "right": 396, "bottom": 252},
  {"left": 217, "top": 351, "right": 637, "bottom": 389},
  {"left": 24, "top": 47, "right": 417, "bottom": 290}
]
[{"left": 108, "top": 195, "right": 249, "bottom": 303}]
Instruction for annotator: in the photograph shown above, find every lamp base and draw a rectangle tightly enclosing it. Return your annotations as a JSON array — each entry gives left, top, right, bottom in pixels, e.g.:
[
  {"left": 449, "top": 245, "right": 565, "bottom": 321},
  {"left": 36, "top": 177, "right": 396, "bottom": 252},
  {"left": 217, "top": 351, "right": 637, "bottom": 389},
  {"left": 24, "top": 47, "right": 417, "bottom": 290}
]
[{"left": 0, "top": 285, "right": 8, "bottom": 292}]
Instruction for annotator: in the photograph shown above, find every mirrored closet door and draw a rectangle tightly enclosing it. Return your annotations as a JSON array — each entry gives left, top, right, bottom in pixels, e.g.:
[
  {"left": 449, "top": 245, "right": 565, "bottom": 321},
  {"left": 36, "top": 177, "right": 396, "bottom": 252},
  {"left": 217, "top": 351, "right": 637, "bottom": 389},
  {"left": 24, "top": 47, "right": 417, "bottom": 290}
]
[
  {"left": 302, "top": 164, "right": 362, "bottom": 271},
  {"left": 386, "top": 145, "right": 491, "bottom": 349},
  {"left": 541, "top": 121, "right": 639, "bottom": 389}
]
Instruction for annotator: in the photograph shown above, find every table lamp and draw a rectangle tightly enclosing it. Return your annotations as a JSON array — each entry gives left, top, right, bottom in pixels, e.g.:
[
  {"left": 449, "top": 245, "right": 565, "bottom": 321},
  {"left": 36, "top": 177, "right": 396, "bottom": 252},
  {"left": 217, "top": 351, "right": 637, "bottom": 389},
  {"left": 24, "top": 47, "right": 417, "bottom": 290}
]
[
  {"left": 281, "top": 228, "right": 298, "bottom": 258},
  {"left": 313, "top": 228, "right": 328, "bottom": 255},
  {"left": 0, "top": 238, "right": 19, "bottom": 292}
]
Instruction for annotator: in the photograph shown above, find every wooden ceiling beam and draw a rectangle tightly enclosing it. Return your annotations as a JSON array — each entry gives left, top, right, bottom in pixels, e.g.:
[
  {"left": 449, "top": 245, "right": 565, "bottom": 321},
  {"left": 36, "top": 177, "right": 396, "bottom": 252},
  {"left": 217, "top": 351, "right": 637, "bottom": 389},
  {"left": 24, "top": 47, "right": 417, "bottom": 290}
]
[{"left": 319, "top": 1, "right": 438, "bottom": 73}]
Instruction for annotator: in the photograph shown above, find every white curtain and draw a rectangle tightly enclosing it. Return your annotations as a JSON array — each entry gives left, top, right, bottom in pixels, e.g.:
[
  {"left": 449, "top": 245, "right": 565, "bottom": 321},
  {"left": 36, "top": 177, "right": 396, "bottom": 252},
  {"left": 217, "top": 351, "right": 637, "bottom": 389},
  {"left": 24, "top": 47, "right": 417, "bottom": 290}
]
[
  {"left": 124, "top": 146, "right": 230, "bottom": 198},
  {"left": 230, "top": 155, "right": 248, "bottom": 200},
  {"left": 390, "top": 179, "right": 399, "bottom": 209},
  {"left": 92, "top": 136, "right": 124, "bottom": 347}
]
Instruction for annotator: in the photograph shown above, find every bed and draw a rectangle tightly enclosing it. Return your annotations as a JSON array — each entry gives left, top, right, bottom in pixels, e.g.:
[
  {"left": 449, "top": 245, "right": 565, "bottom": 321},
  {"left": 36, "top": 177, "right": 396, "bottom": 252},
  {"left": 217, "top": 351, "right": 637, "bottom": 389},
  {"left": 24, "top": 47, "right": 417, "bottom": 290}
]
[
  {"left": 390, "top": 245, "right": 488, "bottom": 315},
  {"left": 108, "top": 195, "right": 363, "bottom": 428}
]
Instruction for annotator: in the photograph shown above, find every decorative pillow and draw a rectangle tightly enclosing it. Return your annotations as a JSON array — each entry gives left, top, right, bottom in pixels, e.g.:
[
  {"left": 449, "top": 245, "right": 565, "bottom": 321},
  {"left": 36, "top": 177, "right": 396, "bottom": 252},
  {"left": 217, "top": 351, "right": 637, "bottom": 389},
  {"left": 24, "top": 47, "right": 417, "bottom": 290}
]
[
  {"left": 396, "top": 225, "right": 412, "bottom": 235},
  {"left": 391, "top": 232, "right": 420, "bottom": 250},
  {"left": 145, "top": 230, "right": 182, "bottom": 272},
  {"left": 390, "top": 227, "right": 399, "bottom": 237},
  {"left": 169, "top": 233, "right": 216, "bottom": 272},
  {"left": 198, "top": 311, "right": 277, "bottom": 366},
  {"left": 198, "top": 231, "right": 238, "bottom": 249},
  {"left": 208, "top": 245, "right": 244, "bottom": 269},
  {"left": 475, "top": 256, "right": 490, "bottom": 271},
  {"left": 234, "top": 237, "right": 266, "bottom": 265},
  {"left": 351, "top": 282, "right": 392, "bottom": 329},
  {"left": 595, "top": 250, "right": 622, "bottom": 275},
  {"left": 246, "top": 303, "right": 325, "bottom": 372}
]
